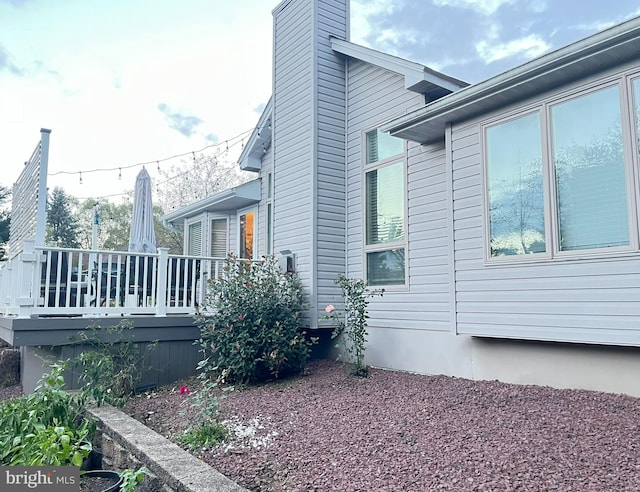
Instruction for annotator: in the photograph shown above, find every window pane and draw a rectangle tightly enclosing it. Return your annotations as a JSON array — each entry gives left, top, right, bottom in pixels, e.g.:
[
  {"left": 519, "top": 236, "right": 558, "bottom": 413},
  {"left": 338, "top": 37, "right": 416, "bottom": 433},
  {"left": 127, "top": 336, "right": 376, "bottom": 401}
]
[
  {"left": 486, "top": 112, "right": 545, "bottom": 257},
  {"left": 366, "top": 162, "right": 404, "bottom": 245},
  {"left": 239, "top": 211, "right": 254, "bottom": 259},
  {"left": 210, "top": 219, "right": 227, "bottom": 257},
  {"left": 367, "top": 249, "right": 405, "bottom": 286},
  {"left": 188, "top": 222, "right": 202, "bottom": 256},
  {"left": 551, "top": 86, "right": 629, "bottom": 251},
  {"left": 366, "top": 129, "right": 404, "bottom": 164}
]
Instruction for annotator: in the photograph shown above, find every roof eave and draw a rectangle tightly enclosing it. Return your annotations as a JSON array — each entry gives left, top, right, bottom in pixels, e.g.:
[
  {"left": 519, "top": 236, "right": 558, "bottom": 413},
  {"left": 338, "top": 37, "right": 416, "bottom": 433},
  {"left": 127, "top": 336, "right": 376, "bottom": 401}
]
[
  {"left": 238, "top": 98, "right": 273, "bottom": 172},
  {"left": 330, "top": 37, "right": 468, "bottom": 96},
  {"left": 161, "top": 179, "right": 261, "bottom": 226},
  {"left": 382, "top": 15, "right": 640, "bottom": 144}
]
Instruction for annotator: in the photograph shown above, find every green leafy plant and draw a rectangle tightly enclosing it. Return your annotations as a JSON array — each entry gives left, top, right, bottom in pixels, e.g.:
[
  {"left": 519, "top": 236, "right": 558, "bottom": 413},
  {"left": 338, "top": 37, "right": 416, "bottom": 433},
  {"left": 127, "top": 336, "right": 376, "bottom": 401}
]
[
  {"left": 71, "top": 320, "right": 158, "bottom": 407},
  {"left": 0, "top": 363, "right": 94, "bottom": 466},
  {"left": 119, "top": 467, "right": 151, "bottom": 492},
  {"left": 325, "top": 275, "right": 383, "bottom": 377},
  {"left": 179, "top": 421, "right": 227, "bottom": 451},
  {"left": 196, "top": 254, "right": 313, "bottom": 384}
]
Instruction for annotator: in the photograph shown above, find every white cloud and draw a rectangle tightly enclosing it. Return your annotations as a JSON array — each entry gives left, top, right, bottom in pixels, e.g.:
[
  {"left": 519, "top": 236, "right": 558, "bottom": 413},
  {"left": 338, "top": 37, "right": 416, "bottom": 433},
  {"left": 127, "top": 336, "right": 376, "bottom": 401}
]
[
  {"left": 351, "top": 0, "right": 402, "bottom": 44},
  {"left": 476, "top": 34, "right": 549, "bottom": 63},
  {"left": 529, "top": 0, "right": 548, "bottom": 13},
  {"left": 432, "top": 0, "right": 515, "bottom": 16}
]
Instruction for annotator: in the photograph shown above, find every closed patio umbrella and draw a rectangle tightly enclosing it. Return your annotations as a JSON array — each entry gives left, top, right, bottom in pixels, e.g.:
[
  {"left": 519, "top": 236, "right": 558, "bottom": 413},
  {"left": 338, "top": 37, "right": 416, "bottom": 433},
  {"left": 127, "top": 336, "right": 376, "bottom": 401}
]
[{"left": 129, "top": 167, "right": 157, "bottom": 253}]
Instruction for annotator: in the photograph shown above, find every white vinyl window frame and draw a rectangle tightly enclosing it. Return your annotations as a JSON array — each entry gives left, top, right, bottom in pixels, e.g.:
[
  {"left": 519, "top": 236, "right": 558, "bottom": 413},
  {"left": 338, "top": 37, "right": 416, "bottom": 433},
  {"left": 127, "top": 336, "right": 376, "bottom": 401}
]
[
  {"left": 207, "top": 214, "right": 229, "bottom": 258},
  {"left": 185, "top": 215, "right": 204, "bottom": 256},
  {"left": 362, "top": 127, "right": 409, "bottom": 289},
  {"left": 481, "top": 71, "right": 640, "bottom": 265}
]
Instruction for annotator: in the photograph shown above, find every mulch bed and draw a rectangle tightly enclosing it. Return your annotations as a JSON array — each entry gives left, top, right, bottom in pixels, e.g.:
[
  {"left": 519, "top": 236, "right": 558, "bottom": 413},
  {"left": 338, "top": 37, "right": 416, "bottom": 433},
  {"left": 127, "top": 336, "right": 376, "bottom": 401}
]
[{"left": 123, "top": 359, "right": 640, "bottom": 491}]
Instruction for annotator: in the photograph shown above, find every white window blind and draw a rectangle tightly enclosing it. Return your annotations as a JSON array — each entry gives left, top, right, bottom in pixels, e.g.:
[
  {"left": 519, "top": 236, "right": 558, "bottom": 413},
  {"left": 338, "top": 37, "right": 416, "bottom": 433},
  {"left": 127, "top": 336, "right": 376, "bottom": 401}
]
[
  {"left": 366, "top": 129, "right": 404, "bottom": 165},
  {"left": 188, "top": 221, "right": 202, "bottom": 256},
  {"left": 210, "top": 219, "right": 227, "bottom": 257},
  {"left": 366, "top": 162, "right": 405, "bottom": 245}
]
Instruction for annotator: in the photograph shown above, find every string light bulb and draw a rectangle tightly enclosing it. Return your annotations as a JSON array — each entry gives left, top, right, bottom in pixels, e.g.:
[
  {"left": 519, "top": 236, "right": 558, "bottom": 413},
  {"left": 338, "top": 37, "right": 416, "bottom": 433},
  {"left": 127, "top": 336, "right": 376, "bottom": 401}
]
[
  {"left": 79, "top": 171, "right": 83, "bottom": 184},
  {"left": 118, "top": 168, "right": 122, "bottom": 179}
]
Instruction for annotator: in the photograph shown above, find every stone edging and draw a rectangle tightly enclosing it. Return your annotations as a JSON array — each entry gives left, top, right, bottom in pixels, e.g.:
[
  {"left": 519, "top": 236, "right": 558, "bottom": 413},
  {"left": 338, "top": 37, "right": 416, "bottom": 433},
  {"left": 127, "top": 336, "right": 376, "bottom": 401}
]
[{"left": 88, "top": 404, "right": 248, "bottom": 492}]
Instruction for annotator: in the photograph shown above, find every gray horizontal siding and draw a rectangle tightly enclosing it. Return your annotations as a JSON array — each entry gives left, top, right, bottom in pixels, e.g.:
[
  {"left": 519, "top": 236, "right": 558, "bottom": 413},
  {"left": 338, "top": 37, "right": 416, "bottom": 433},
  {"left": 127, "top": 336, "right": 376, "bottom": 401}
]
[
  {"left": 273, "top": 0, "right": 313, "bottom": 292},
  {"left": 450, "top": 60, "right": 640, "bottom": 346},
  {"left": 314, "top": 0, "right": 347, "bottom": 325},
  {"left": 345, "top": 58, "right": 450, "bottom": 332}
]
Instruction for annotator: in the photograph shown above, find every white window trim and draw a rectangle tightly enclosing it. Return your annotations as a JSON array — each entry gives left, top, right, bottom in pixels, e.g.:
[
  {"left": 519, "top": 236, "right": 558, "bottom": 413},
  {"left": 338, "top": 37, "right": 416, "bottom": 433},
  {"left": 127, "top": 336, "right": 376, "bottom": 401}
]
[
  {"left": 206, "top": 213, "right": 229, "bottom": 258},
  {"left": 265, "top": 172, "right": 273, "bottom": 255},
  {"left": 184, "top": 215, "right": 205, "bottom": 256},
  {"left": 481, "top": 71, "right": 640, "bottom": 265},
  {"left": 362, "top": 127, "right": 409, "bottom": 289}
]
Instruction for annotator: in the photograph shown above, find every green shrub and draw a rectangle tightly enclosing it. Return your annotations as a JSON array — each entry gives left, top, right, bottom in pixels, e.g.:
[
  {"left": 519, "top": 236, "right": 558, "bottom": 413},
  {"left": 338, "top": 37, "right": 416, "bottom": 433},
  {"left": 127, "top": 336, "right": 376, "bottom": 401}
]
[
  {"left": 119, "top": 467, "right": 151, "bottom": 492},
  {"left": 325, "top": 274, "right": 383, "bottom": 377},
  {"left": 0, "top": 363, "right": 93, "bottom": 466},
  {"left": 71, "top": 320, "right": 157, "bottom": 407},
  {"left": 196, "top": 254, "right": 312, "bottom": 384},
  {"left": 179, "top": 421, "right": 227, "bottom": 451}
]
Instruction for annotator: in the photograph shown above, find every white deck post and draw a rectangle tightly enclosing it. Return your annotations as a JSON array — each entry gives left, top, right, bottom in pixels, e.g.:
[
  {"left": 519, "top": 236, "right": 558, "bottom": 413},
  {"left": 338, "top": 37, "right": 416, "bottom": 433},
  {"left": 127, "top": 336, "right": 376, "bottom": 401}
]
[
  {"left": 155, "top": 248, "right": 169, "bottom": 317},
  {"left": 16, "top": 240, "right": 37, "bottom": 318}
]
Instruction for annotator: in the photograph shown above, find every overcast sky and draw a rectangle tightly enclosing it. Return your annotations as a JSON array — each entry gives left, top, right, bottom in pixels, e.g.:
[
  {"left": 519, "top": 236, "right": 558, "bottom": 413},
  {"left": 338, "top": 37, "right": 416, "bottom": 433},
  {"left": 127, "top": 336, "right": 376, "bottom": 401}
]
[{"left": 1, "top": 0, "right": 639, "bottom": 202}]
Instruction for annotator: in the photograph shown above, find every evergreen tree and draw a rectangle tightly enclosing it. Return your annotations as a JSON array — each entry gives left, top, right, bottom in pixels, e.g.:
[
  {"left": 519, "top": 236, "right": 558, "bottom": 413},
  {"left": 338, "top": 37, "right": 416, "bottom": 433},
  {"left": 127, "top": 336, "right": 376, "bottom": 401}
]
[
  {"left": 0, "top": 185, "right": 10, "bottom": 261},
  {"left": 46, "top": 187, "right": 81, "bottom": 248}
]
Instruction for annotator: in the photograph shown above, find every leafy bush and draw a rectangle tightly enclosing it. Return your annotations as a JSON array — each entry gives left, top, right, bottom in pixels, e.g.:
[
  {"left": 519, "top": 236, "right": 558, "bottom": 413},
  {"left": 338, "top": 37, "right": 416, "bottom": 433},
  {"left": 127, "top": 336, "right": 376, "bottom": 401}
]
[
  {"left": 119, "top": 467, "right": 151, "bottom": 492},
  {"left": 1, "top": 321, "right": 158, "bottom": 467},
  {"left": 196, "top": 254, "right": 312, "bottom": 384},
  {"left": 179, "top": 421, "right": 227, "bottom": 451},
  {"left": 72, "top": 320, "right": 157, "bottom": 407},
  {"left": 0, "top": 363, "right": 93, "bottom": 466},
  {"left": 325, "top": 275, "right": 383, "bottom": 377}
]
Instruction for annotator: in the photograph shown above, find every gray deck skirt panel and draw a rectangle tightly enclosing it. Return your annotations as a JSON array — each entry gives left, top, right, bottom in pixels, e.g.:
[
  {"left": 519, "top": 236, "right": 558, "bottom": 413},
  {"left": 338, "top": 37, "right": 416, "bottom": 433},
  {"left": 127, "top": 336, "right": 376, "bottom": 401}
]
[{"left": 0, "top": 315, "right": 199, "bottom": 347}]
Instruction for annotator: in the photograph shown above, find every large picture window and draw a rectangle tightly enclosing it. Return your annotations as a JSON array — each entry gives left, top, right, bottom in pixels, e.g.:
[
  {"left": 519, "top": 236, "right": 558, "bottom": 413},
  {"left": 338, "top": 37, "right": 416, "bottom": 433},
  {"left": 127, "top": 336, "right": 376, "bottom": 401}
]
[
  {"left": 485, "top": 111, "right": 545, "bottom": 257},
  {"left": 484, "top": 80, "right": 635, "bottom": 261},
  {"left": 364, "top": 129, "right": 406, "bottom": 286},
  {"left": 551, "top": 86, "right": 629, "bottom": 251}
]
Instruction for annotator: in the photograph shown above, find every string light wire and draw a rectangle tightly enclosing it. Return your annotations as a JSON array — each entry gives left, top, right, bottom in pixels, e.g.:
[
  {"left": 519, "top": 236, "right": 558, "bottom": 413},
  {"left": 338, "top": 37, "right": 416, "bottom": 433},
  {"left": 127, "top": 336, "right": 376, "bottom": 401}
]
[
  {"left": 49, "top": 127, "right": 254, "bottom": 177},
  {"left": 73, "top": 129, "right": 253, "bottom": 201}
]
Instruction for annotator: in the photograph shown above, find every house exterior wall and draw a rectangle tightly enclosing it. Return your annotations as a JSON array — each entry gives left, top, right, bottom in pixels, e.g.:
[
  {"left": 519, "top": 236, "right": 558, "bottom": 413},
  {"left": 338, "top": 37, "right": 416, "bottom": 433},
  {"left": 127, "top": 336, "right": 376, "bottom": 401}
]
[
  {"left": 272, "top": 0, "right": 347, "bottom": 327},
  {"left": 264, "top": 0, "right": 640, "bottom": 396},
  {"left": 450, "top": 59, "right": 640, "bottom": 347},
  {"left": 337, "top": 35, "right": 640, "bottom": 397},
  {"left": 344, "top": 60, "right": 454, "bottom": 337}
]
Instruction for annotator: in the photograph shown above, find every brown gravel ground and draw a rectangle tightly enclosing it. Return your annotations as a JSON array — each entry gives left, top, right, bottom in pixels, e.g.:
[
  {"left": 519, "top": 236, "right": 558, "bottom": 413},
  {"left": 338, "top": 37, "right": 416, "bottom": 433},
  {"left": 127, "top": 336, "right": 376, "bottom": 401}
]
[
  {"left": 120, "top": 359, "right": 640, "bottom": 492},
  {"left": 0, "top": 383, "right": 22, "bottom": 402}
]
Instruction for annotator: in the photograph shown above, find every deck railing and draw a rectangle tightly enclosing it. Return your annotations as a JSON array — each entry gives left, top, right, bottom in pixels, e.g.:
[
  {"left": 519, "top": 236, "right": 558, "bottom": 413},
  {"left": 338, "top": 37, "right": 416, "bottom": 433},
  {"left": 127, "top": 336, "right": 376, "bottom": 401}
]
[{"left": 0, "top": 240, "right": 249, "bottom": 318}]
